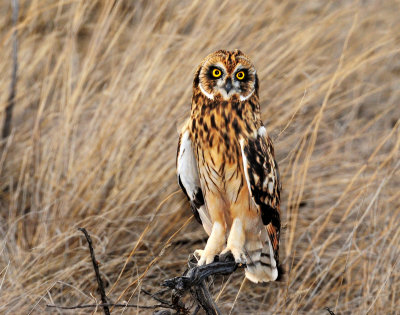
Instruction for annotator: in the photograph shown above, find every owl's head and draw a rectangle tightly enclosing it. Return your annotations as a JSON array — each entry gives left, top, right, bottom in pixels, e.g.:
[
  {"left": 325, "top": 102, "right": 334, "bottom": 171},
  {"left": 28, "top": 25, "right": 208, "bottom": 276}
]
[{"left": 193, "top": 49, "right": 258, "bottom": 101}]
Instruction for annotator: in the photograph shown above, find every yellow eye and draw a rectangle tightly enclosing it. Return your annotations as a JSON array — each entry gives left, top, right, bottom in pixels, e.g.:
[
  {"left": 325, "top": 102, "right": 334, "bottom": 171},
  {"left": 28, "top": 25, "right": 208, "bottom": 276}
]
[
  {"left": 212, "top": 68, "right": 222, "bottom": 78},
  {"left": 236, "top": 71, "right": 245, "bottom": 80}
]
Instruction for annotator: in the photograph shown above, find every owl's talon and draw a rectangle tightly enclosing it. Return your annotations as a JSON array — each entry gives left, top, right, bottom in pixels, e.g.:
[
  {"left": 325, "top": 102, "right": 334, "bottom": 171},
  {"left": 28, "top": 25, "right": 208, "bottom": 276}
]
[
  {"left": 194, "top": 249, "right": 218, "bottom": 266},
  {"left": 219, "top": 251, "right": 234, "bottom": 262},
  {"left": 238, "top": 252, "right": 247, "bottom": 264},
  {"left": 193, "top": 249, "right": 204, "bottom": 261},
  {"left": 221, "top": 248, "right": 247, "bottom": 264}
]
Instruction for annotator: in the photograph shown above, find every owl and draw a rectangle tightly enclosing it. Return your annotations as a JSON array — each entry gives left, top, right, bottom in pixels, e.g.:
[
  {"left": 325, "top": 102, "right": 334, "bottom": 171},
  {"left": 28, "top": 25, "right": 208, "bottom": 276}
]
[{"left": 176, "top": 50, "right": 281, "bottom": 283}]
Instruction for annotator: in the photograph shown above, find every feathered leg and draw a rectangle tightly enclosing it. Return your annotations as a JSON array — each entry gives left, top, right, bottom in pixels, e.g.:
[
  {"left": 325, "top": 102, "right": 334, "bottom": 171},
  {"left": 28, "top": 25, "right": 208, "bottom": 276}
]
[
  {"left": 195, "top": 221, "right": 226, "bottom": 265},
  {"left": 195, "top": 193, "right": 226, "bottom": 265},
  {"left": 220, "top": 217, "right": 246, "bottom": 263}
]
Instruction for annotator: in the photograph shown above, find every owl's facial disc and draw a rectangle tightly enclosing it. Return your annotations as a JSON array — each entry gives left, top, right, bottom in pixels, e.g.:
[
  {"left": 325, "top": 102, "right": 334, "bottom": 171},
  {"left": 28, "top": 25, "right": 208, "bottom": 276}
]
[
  {"left": 200, "top": 63, "right": 242, "bottom": 100},
  {"left": 197, "top": 52, "right": 258, "bottom": 101},
  {"left": 214, "top": 65, "right": 255, "bottom": 101},
  {"left": 215, "top": 76, "right": 239, "bottom": 100}
]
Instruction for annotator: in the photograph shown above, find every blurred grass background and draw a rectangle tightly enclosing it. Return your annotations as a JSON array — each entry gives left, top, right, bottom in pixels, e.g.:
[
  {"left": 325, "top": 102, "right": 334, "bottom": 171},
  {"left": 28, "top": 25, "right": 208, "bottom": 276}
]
[{"left": 0, "top": 0, "right": 399, "bottom": 314}]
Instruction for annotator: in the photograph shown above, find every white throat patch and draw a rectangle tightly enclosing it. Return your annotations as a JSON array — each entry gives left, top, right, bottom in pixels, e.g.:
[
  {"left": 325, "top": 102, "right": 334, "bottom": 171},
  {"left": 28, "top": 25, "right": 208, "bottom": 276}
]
[{"left": 219, "top": 89, "right": 231, "bottom": 100}]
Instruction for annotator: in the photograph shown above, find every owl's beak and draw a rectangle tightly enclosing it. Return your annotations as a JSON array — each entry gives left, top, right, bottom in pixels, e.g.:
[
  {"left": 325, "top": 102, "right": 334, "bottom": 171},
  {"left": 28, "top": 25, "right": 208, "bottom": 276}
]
[{"left": 224, "top": 78, "right": 233, "bottom": 94}]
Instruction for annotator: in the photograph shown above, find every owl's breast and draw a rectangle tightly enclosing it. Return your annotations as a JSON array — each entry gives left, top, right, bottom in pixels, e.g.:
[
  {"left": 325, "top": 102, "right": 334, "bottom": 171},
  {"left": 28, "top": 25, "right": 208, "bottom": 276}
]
[
  {"left": 189, "top": 96, "right": 260, "bottom": 200},
  {"left": 190, "top": 106, "right": 243, "bottom": 165}
]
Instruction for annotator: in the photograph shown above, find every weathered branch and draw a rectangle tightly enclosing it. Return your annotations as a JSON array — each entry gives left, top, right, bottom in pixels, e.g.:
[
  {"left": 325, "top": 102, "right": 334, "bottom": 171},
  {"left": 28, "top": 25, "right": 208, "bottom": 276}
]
[
  {"left": 161, "top": 256, "right": 243, "bottom": 315},
  {"left": 190, "top": 280, "right": 220, "bottom": 315}
]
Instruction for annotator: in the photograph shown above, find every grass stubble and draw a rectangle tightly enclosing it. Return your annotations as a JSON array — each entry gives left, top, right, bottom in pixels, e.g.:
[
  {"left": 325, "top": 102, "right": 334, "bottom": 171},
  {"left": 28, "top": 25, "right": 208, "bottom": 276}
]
[{"left": 0, "top": 1, "right": 399, "bottom": 314}]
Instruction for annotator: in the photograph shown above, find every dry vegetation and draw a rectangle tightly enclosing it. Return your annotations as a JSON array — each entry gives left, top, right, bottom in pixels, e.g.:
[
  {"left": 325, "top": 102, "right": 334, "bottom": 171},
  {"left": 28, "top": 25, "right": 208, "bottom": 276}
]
[{"left": 0, "top": 0, "right": 399, "bottom": 314}]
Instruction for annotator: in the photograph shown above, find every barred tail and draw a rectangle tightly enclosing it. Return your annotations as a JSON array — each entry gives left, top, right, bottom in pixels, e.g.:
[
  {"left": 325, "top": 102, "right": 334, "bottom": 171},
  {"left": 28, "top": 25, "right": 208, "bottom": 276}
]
[{"left": 244, "top": 229, "right": 279, "bottom": 283}]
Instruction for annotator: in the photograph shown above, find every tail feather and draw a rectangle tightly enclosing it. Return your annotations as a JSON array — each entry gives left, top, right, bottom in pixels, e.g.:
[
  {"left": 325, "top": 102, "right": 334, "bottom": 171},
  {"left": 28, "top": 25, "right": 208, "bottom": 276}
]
[{"left": 244, "top": 229, "right": 279, "bottom": 283}]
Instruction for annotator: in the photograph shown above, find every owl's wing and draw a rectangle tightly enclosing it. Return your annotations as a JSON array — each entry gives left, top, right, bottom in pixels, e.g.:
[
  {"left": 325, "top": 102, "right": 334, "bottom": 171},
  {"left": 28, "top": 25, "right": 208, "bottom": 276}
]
[
  {"left": 239, "top": 126, "right": 281, "bottom": 262},
  {"left": 176, "top": 125, "right": 206, "bottom": 225}
]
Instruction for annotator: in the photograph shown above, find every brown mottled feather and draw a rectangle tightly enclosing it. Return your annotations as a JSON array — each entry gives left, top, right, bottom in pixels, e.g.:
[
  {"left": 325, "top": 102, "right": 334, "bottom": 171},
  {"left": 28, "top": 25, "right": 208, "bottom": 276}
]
[{"left": 241, "top": 130, "right": 281, "bottom": 263}]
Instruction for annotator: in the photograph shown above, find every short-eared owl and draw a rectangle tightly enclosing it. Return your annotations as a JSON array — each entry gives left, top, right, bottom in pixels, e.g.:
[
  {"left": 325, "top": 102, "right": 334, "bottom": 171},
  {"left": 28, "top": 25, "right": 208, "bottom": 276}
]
[{"left": 177, "top": 50, "right": 281, "bottom": 283}]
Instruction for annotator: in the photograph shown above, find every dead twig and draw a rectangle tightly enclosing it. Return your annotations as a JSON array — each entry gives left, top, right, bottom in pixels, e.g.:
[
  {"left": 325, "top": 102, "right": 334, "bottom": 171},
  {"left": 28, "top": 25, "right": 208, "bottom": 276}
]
[
  {"left": 142, "top": 288, "right": 173, "bottom": 307},
  {"left": 78, "top": 227, "right": 110, "bottom": 315},
  {"left": 48, "top": 228, "right": 174, "bottom": 313},
  {"left": 46, "top": 303, "right": 171, "bottom": 310},
  {"left": 325, "top": 307, "right": 336, "bottom": 314},
  {"left": 2, "top": 0, "right": 19, "bottom": 139}
]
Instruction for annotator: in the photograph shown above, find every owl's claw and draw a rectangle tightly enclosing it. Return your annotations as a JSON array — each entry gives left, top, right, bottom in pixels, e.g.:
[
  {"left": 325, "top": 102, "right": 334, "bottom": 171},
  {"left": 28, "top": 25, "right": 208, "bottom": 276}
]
[
  {"left": 194, "top": 249, "right": 218, "bottom": 266},
  {"left": 220, "top": 247, "right": 247, "bottom": 265},
  {"left": 193, "top": 249, "right": 204, "bottom": 261},
  {"left": 219, "top": 250, "right": 234, "bottom": 262}
]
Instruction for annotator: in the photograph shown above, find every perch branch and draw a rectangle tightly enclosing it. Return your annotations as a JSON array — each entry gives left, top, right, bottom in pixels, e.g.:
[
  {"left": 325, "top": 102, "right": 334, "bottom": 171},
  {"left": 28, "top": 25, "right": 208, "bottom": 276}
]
[
  {"left": 161, "top": 256, "right": 243, "bottom": 315},
  {"left": 162, "top": 260, "right": 239, "bottom": 290}
]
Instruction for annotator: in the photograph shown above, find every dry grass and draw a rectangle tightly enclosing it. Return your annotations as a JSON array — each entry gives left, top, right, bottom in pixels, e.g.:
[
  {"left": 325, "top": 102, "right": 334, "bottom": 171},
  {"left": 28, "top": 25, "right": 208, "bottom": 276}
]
[{"left": 0, "top": 1, "right": 399, "bottom": 314}]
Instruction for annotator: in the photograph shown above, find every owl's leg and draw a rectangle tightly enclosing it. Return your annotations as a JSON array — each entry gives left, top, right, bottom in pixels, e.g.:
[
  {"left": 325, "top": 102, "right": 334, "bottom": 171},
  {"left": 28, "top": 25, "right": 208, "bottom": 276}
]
[
  {"left": 220, "top": 218, "right": 247, "bottom": 264},
  {"left": 220, "top": 186, "right": 254, "bottom": 264},
  {"left": 194, "top": 191, "right": 226, "bottom": 265},
  {"left": 194, "top": 189, "right": 227, "bottom": 266},
  {"left": 195, "top": 221, "right": 226, "bottom": 265}
]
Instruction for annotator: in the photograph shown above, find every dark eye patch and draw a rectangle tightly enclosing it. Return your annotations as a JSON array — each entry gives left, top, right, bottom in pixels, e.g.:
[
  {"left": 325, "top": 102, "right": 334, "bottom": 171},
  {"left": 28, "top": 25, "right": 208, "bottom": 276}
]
[
  {"left": 207, "top": 66, "right": 223, "bottom": 80},
  {"left": 235, "top": 68, "right": 250, "bottom": 82}
]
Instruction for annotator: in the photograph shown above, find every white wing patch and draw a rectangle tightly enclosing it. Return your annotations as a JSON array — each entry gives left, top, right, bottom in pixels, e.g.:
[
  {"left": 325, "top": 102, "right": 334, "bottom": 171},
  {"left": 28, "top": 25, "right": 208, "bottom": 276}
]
[
  {"left": 239, "top": 138, "right": 252, "bottom": 202},
  {"left": 258, "top": 126, "right": 266, "bottom": 137},
  {"left": 177, "top": 129, "right": 212, "bottom": 234},
  {"left": 177, "top": 130, "right": 201, "bottom": 200}
]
